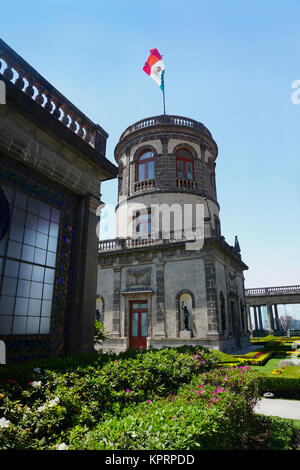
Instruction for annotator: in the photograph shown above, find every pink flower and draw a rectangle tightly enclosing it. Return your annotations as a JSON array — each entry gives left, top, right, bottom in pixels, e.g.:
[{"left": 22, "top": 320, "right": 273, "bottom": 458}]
[
  {"left": 211, "top": 390, "right": 216, "bottom": 395},
  {"left": 212, "top": 397, "right": 217, "bottom": 403},
  {"left": 196, "top": 390, "right": 200, "bottom": 396},
  {"left": 173, "top": 415, "right": 177, "bottom": 420},
  {"left": 125, "top": 389, "right": 130, "bottom": 393},
  {"left": 147, "top": 400, "right": 152, "bottom": 404},
  {"left": 224, "top": 376, "right": 228, "bottom": 381},
  {"left": 198, "top": 384, "right": 203, "bottom": 388}
]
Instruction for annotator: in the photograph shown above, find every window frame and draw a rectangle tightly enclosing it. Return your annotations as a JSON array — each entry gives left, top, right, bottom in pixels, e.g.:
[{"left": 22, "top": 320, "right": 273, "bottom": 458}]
[
  {"left": 136, "top": 149, "right": 155, "bottom": 182},
  {"left": 176, "top": 149, "right": 195, "bottom": 181}
]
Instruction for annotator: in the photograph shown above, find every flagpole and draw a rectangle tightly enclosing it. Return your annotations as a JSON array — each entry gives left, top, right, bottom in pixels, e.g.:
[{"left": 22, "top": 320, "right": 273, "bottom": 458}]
[{"left": 163, "top": 89, "right": 166, "bottom": 115}]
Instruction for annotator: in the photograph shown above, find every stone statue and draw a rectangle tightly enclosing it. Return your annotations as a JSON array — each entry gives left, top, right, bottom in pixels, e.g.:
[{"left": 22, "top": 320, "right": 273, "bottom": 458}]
[{"left": 182, "top": 302, "right": 190, "bottom": 330}]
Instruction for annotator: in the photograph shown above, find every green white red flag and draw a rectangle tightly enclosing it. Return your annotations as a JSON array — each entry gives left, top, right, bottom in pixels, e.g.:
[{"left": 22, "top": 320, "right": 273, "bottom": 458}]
[{"left": 143, "top": 48, "right": 165, "bottom": 92}]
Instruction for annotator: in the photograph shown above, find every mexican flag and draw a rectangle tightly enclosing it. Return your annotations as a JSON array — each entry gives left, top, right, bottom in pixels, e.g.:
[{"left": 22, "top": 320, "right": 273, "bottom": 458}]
[{"left": 143, "top": 48, "right": 165, "bottom": 92}]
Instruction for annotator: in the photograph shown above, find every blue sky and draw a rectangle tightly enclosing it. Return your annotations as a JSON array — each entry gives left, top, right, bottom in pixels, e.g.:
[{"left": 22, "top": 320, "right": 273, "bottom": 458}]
[{"left": 2, "top": 0, "right": 300, "bottom": 292}]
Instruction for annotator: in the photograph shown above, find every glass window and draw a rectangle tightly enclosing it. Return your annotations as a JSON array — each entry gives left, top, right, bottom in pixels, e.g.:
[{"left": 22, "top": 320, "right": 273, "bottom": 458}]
[
  {"left": 131, "top": 312, "right": 138, "bottom": 337},
  {"left": 136, "top": 150, "right": 155, "bottom": 182},
  {"left": 176, "top": 149, "right": 194, "bottom": 180},
  {"left": 141, "top": 312, "right": 148, "bottom": 337},
  {"left": 0, "top": 185, "right": 60, "bottom": 335}
]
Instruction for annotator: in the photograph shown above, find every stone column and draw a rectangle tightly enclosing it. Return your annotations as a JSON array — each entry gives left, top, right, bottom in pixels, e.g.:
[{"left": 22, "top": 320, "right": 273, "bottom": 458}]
[
  {"left": 253, "top": 306, "right": 258, "bottom": 332},
  {"left": 68, "top": 195, "right": 100, "bottom": 354},
  {"left": 155, "top": 261, "right": 166, "bottom": 337},
  {"left": 258, "top": 306, "right": 263, "bottom": 332},
  {"left": 111, "top": 266, "right": 121, "bottom": 336},
  {"left": 246, "top": 305, "right": 252, "bottom": 334},
  {"left": 274, "top": 304, "right": 280, "bottom": 333},
  {"left": 267, "top": 304, "right": 275, "bottom": 335},
  {"left": 205, "top": 261, "right": 219, "bottom": 337}
]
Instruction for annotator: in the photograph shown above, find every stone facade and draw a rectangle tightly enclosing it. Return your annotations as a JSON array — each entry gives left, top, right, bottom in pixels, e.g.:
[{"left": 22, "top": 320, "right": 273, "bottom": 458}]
[
  {"left": 0, "top": 39, "right": 117, "bottom": 362},
  {"left": 97, "top": 115, "right": 250, "bottom": 354}
]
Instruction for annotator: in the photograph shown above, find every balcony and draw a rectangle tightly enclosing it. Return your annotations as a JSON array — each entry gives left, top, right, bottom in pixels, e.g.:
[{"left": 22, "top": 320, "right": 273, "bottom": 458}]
[{"left": 134, "top": 179, "right": 155, "bottom": 192}]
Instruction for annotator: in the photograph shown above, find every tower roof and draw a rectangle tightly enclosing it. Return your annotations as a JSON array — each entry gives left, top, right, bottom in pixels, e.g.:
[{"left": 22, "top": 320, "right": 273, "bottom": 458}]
[{"left": 115, "top": 114, "right": 218, "bottom": 163}]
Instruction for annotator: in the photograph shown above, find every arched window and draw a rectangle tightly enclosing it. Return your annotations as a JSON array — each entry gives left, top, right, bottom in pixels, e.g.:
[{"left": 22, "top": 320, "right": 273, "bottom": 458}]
[
  {"left": 176, "top": 149, "right": 194, "bottom": 180},
  {"left": 136, "top": 150, "right": 155, "bottom": 182}
]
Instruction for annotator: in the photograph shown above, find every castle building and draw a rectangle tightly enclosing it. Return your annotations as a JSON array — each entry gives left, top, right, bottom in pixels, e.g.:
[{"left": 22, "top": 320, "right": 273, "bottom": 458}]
[
  {"left": 0, "top": 40, "right": 117, "bottom": 362},
  {"left": 98, "top": 114, "right": 250, "bottom": 353}
]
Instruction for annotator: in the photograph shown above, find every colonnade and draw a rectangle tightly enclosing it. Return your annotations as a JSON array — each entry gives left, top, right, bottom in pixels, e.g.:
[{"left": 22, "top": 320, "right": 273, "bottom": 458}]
[{"left": 246, "top": 304, "right": 281, "bottom": 336}]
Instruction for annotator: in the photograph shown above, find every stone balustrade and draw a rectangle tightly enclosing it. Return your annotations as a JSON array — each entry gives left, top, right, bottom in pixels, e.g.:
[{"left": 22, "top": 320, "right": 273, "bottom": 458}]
[
  {"left": 119, "top": 114, "right": 212, "bottom": 141},
  {"left": 134, "top": 179, "right": 155, "bottom": 192},
  {"left": 0, "top": 39, "right": 107, "bottom": 155},
  {"left": 176, "top": 178, "right": 196, "bottom": 189},
  {"left": 246, "top": 285, "right": 300, "bottom": 296}
]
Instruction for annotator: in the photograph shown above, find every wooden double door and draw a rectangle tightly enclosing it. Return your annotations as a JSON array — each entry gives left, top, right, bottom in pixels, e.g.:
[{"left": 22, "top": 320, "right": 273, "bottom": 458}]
[{"left": 129, "top": 301, "right": 148, "bottom": 350}]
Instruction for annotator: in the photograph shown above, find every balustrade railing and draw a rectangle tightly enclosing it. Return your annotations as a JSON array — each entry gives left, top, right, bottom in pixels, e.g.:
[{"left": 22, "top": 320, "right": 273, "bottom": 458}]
[
  {"left": 134, "top": 179, "right": 155, "bottom": 192},
  {"left": 176, "top": 178, "right": 196, "bottom": 189},
  {"left": 119, "top": 114, "right": 212, "bottom": 140},
  {"left": 0, "top": 39, "right": 107, "bottom": 155},
  {"left": 245, "top": 285, "right": 300, "bottom": 296}
]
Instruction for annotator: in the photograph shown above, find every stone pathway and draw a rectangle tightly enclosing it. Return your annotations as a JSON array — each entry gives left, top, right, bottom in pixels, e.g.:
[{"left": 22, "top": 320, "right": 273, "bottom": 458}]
[{"left": 254, "top": 398, "right": 300, "bottom": 420}]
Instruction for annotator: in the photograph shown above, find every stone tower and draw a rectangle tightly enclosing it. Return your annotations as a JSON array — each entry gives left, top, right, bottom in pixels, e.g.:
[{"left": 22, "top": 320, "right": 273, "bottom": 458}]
[{"left": 97, "top": 114, "right": 250, "bottom": 353}]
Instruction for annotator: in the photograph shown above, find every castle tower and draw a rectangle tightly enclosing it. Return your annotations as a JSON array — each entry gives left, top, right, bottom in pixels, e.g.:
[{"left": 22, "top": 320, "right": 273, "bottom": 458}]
[{"left": 98, "top": 115, "right": 250, "bottom": 353}]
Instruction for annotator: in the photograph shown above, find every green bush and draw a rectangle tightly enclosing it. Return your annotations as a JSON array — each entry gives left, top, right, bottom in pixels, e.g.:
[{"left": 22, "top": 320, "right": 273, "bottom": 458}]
[
  {"left": 69, "top": 367, "right": 261, "bottom": 451},
  {"left": 256, "top": 374, "right": 300, "bottom": 399},
  {"left": 0, "top": 346, "right": 219, "bottom": 449}
]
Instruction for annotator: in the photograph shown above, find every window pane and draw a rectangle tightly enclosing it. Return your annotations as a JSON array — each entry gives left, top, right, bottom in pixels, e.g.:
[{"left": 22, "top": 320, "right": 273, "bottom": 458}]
[
  {"left": 9, "top": 224, "right": 24, "bottom": 242},
  {"left": 15, "top": 297, "right": 29, "bottom": 316},
  {"left": 26, "top": 214, "right": 38, "bottom": 231},
  {"left": 0, "top": 258, "right": 4, "bottom": 276},
  {"left": 0, "top": 296, "right": 15, "bottom": 315},
  {"left": 138, "top": 163, "right": 145, "bottom": 181},
  {"left": 131, "top": 312, "right": 138, "bottom": 337},
  {"left": 38, "top": 218, "right": 49, "bottom": 235},
  {"left": 148, "top": 161, "right": 154, "bottom": 179},
  {"left": 139, "top": 151, "right": 154, "bottom": 161},
  {"left": 19, "top": 263, "right": 32, "bottom": 280},
  {"left": 36, "top": 232, "right": 48, "bottom": 249},
  {"left": 2, "top": 277, "right": 17, "bottom": 296},
  {"left": 26, "top": 316, "right": 40, "bottom": 334},
  {"left": 32, "top": 266, "right": 45, "bottom": 282},
  {"left": 34, "top": 248, "right": 46, "bottom": 265},
  {"left": 12, "top": 208, "right": 26, "bottom": 227},
  {"left": 186, "top": 162, "right": 193, "bottom": 180},
  {"left": 177, "top": 160, "right": 184, "bottom": 178},
  {"left": 4, "top": 260, "right": 19, "bottom": 278},
  {"left": 12, "top": 316, "right": 27, "bottom": 334},
  {"left": 0, "top": 316, "right": 13, "bottom": 334},
  {"left": 47, "top": 236, "right": 58, "bottom": 252},
  {"left": 141, "top": 312, "right": 148, "bottom": 337},
  {"left": 41, "top": 300, "right": 52, "bottom": 316},
  {"left": 44, "top": 268, "right": 55, "bottom": 285},
  {"left": 43, "top": 284, "right": 53, "bottom": 300},
  {"left": 22, "top": 244, "right": 35, "bottom": 263},
  {"left": 49, "top": 222, "right": 59, "bottom": 238},
  {"left": 132, "top": 302, "right": 148, "bottom": 310},
  {"left": 46, "top": 251, "right": 56, "bottom": 267},
  {"left": 7, "top": 240, "right": 22, "bottom": 259},
  {"left": 24, "top": 229, "right": 37, "bottom": 246},
  {"left": 30, "top": 282, "right": 43, "bottom": 299},
  {"left": 39, "top": 202, "right": 51, "bottom": 219},
  {"left": 28, "top": 299, "right": 41, "bottom": 316},
  {"left": 40, "top": 317, "right": 50, "bottom": 335},
  {"left": 17, "top": 279, "right": 31, "bottom": 298},
  {"left": 40, "top": 316, "right": 51, "bottom": 334}
]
